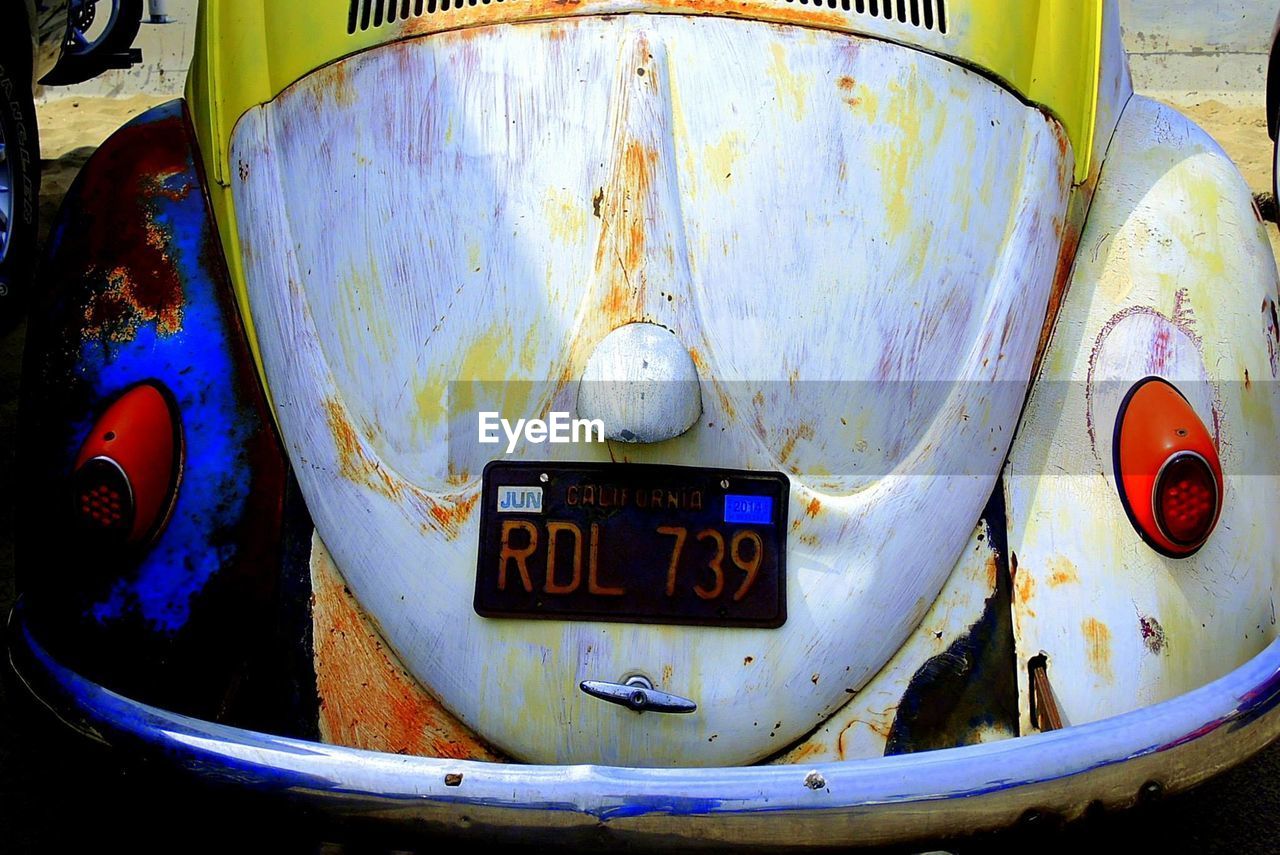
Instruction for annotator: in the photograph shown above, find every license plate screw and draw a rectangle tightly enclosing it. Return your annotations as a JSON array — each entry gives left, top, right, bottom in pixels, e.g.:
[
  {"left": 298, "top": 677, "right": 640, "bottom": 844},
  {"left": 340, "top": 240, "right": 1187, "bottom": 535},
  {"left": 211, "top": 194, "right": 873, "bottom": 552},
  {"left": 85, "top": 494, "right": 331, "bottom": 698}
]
[{"left": 540, "top": 472, "right": 549, "bottom": 483}]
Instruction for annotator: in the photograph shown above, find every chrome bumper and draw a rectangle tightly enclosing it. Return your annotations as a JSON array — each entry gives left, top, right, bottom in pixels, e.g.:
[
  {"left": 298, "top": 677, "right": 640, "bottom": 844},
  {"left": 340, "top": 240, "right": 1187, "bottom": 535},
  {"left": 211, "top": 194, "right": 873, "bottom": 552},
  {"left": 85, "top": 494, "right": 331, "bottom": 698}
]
[{"left": 10, "top": 603, "right": 1280, "bottom": 849}]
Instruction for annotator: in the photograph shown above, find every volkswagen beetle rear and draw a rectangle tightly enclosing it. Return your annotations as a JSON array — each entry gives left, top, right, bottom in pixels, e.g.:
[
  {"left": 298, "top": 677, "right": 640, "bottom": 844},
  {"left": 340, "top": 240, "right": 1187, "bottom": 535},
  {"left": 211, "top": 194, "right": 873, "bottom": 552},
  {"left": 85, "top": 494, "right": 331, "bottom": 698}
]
[{"left": 13, "top": 0, "right": 1280, "bottom": 848}]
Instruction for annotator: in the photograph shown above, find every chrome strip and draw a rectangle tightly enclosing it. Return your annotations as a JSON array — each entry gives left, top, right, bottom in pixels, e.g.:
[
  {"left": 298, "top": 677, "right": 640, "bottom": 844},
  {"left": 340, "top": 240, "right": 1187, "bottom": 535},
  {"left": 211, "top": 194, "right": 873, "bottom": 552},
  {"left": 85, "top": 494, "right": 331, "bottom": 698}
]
[{"left": 11, "top": 600, "right": 1280, "bottom": 847}]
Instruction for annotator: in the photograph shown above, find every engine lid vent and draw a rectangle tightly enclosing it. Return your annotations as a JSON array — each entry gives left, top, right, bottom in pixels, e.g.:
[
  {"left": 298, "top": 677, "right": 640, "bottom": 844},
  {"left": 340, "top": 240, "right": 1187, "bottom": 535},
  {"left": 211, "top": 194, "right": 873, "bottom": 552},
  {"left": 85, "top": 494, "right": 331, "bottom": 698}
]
[
  {"left": 789, "top": 0, "right": 947, "bottom": 33},
  {"left": 348, "top": 0, "right": 947, "bottom": 34},
  {"left": 349, "top": 0, "right": 516, "bottom": 33}
]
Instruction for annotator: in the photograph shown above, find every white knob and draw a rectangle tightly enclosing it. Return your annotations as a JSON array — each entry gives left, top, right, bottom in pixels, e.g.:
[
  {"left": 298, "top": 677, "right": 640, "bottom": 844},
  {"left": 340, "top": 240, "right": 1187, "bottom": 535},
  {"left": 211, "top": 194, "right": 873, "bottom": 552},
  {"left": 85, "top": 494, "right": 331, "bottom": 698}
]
[{"left": 577, "top": 323, "right": 702, "bottom": 444}]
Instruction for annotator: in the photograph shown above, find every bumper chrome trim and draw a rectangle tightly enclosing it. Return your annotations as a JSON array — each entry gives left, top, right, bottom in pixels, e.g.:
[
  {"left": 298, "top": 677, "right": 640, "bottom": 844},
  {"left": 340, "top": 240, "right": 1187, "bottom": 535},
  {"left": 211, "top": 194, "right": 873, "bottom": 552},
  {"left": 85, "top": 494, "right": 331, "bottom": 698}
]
[{"left": 10, "top": 602, "right": 1280, "bottom": 848}]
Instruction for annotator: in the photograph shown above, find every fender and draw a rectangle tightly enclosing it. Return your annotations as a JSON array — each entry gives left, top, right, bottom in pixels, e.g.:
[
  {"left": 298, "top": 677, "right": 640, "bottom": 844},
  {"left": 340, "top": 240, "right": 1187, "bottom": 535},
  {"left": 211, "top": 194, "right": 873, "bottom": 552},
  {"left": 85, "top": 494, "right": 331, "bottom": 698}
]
[
  {"left": 1004, "top": 95, "right": 1280, "bottom": 735},
  {"left": 16, "top": 101, "right": 314, "bottom": 732}
]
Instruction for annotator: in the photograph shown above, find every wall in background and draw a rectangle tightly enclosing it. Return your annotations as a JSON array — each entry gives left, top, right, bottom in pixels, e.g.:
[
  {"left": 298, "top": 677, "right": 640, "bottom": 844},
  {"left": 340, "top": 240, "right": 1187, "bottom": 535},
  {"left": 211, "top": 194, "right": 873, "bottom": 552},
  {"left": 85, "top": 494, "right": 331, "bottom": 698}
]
[
  {"left": 1121, "top": 0, "right": 1272, "bottom": 105},
  {"left": 39, "top": 0, "right": 1276, "bottom": 104}
]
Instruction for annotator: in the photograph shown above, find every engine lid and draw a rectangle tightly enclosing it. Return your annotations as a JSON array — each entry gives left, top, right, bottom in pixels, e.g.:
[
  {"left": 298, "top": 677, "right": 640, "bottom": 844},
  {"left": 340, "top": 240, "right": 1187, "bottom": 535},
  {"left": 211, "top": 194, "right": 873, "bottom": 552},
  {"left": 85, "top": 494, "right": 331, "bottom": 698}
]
[{"left": 230, "top": 15, "right": 1072, "bottom": 764}]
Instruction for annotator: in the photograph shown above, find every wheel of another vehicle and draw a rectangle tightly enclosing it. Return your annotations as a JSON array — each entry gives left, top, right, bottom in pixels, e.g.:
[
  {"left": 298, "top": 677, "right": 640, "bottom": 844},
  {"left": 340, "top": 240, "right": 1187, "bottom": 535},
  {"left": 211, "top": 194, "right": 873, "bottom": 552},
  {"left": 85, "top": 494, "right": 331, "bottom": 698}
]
[
  {"left": 0, "top": 54, "right": 39, "bottom": 331},
  {"left": 41, "top": 0, "right": 144, "bottom": 87},
  {"left": 1274, "top": 129, "right": 1279, "bottom": 221}
]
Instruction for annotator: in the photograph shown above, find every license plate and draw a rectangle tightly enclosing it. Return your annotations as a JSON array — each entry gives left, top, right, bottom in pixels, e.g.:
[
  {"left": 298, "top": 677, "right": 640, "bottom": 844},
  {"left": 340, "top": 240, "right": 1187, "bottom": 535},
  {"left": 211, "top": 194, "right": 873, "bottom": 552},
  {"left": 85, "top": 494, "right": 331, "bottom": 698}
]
[{"left": 474, "top": 462, "right": 789, "bottom": 628}]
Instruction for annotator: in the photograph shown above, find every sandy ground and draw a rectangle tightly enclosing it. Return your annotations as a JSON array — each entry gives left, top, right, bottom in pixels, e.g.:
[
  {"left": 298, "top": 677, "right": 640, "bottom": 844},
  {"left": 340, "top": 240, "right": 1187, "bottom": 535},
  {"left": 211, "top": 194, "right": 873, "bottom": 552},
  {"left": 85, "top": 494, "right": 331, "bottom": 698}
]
[
  {"left": 6, "top": 93, "right": 1280, "bottom": 852},
  {"left": 32, "top": 94, "right": 173, "bottom": 246},
  {"left": 1178, "top": 99, "right": 1274, "bottom": 192}
]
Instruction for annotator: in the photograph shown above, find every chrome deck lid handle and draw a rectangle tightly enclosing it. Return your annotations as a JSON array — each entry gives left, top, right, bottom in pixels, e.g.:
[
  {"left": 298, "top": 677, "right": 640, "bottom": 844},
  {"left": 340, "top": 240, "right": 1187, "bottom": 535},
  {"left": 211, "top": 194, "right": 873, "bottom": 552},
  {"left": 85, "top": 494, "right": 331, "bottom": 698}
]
[{"left": 580, "top": 676, "right": 697, "bottom": 714}]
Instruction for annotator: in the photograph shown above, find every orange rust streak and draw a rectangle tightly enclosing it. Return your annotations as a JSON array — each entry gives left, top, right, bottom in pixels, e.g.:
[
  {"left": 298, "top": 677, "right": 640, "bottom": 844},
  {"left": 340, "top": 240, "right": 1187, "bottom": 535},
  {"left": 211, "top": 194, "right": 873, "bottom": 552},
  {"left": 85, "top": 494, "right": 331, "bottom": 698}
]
[
  {"left": 398, "top": 0, "right": 850, "bottom": 40},
  {"left": 805, "top": 497, "right": 822, "bottom": 518},
  {"left": 325, "top": 398, "right": 401, "bottom": 500},
  {"left": 430, "top": 492, "right": 479, "bottom": 531},
  {"left": 785, "top": 740, "right": 828, "bottom": 763},
  {"left": 311, "top": 538, "right": 505, "bottom": 761},
  {"left": 1031, "top": 145, "right": 1093, "bottom": 379},
  {"left": 1014, "top": 567, "right": 1036, "bottom": 618},
  {"left": 325, "top": 399, "right": 479, "bottom": 539},
  {"left": 778, "top": 423, "right": 816, "bottom": 465},
  {"left": 1082, "top": 617, "right": 1114, "bottom": 681}
]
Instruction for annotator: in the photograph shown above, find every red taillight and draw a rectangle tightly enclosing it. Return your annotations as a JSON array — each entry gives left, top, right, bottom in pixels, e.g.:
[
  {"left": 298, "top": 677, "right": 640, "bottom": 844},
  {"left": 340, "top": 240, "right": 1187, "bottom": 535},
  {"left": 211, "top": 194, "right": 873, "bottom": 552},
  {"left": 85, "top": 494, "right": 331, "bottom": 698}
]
[
  {"left": 1155, "top": 452, "right": 1218, "bottom": 546},
  {"left": 1114, "top": 377, "right": 1223, "bottom": 557},
  {"left": 72, "top": 382, "right": 182, "bottom": 546},
  {"left": 73, "top": 457, "right": 134, "bottom": 538}
]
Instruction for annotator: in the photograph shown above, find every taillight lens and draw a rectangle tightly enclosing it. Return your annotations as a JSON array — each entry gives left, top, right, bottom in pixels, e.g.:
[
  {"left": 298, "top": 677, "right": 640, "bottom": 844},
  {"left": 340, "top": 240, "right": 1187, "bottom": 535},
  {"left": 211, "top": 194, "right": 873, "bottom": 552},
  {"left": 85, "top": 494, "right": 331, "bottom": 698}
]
[
  {"left": 72, "top": 382, "right": 182, "bottom": 546},
  {"left": 1154, "top": 452, "right": 1218, "bottom": 546},
  {"left": 72, "top": 457, "right": 134, "bottom": 540},
  {"left": 1114, "top": 377, "right": 1223, "bottom": 557}
]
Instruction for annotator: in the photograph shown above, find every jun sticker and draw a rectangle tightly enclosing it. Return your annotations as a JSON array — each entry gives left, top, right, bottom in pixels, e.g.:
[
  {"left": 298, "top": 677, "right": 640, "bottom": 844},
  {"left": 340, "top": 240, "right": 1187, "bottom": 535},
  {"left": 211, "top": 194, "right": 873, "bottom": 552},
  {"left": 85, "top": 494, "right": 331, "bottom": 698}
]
[{"left": 497, "top": 486, "right": 543, "bottom": 513}]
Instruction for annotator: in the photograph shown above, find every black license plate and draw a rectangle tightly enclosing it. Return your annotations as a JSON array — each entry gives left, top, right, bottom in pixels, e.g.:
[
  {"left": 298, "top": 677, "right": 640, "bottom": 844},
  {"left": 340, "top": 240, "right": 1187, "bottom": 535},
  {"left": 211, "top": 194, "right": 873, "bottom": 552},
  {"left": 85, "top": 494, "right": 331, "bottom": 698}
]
[{"left": 474, "top": 462, "right": 788, "bottom": 628}]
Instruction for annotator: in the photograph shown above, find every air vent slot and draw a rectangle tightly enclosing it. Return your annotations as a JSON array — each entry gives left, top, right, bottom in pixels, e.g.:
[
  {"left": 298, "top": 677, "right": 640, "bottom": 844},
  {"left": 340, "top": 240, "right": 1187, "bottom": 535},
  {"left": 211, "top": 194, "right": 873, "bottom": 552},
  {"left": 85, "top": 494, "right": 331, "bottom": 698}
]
[
  {"left": 782, "top": 0, "right": 947, "bottom": 33},
  {"left": 348, "top": 0, "right": 947, "bottom": 35},
  {"left": 348, "top": 0, "right": 516, "bottom": 33}
]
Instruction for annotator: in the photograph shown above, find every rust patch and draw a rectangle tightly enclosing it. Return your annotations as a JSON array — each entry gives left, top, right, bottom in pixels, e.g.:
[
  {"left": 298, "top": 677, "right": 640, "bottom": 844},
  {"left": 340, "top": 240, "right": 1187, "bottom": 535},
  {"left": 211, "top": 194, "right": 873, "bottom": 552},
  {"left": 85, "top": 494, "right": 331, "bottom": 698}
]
[
  {"left": 618, "top": 141, "right": 658, "bottom": 268},
  {"left": 69, "top": 112, "right": 191, "bottom": 344},
  {"left": 785, "top": 740, "right": 827, "bottom": 763},
  {"left": 1045, "top": 555, "right": 1080, "bottom": 588},
  {"left": 743, "top": 655, "right": 754, "bottom": 665},
  {"left": 984, "top": 553, "right": 998, "bottom": 591},
  {"left": 446, "top": 462, "right": 472, "bottom": 487},
  {"left": 325, "top": 399, "right": 476, "bottom": 538},
  {"left": 1014, "top": 561, "right": 1035, "bottom": 618},
  {"left": 428, "top": 492, "right": 479, "bottom": 537},
  {"left": 395, "top": 0, "right": 850, "bottom": 39},
  {"left": 1139, "top": 614, "right": 1167, "bottom": 655},
  {"left": 662, "top": 664, "right": 674, "bottom": 684},
  {"left": 716, "top": 384, "right": 737, "bottom": 421},
  {"left": 778, "top": 423, "right": 815, "bottom": 465},
  {"left": 325, "top": 398, "right": 403, "bottom": 500},
  {"left": 311, "top": 538, "right": 504, "bottom": 761},
  {"left": 83, "top": 264, "right": 184, "bottom": 342},
  {"left": 1030, "top": 212, "right": 1083, "bottom": 380},
  {"left": 805, "top": 497, "right": 822, "bottom": 518},
  {"left": 1082, "top": 618, "right": 1113, "bottom": 681}
]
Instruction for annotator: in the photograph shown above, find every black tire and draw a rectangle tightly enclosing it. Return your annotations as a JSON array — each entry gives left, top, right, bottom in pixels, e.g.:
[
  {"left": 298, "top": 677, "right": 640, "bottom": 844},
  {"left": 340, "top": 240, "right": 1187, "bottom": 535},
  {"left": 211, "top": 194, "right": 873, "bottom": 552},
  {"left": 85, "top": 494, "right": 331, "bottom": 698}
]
[
  {"left": 41, "top": 0, "right": 144, "bottom": 87},
  {"left": 0, "top": 53, "right": 39, "bottom": 332}
]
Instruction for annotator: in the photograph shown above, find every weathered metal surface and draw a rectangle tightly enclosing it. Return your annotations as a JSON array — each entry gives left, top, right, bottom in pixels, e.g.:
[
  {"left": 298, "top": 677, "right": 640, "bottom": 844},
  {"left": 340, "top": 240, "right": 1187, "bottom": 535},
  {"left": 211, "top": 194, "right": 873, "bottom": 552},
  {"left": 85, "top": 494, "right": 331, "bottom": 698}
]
[
  {"left": 1005, "top": 94, "right": 1280, "bottom": 734},
  {"left": 16, "top": 101, "right": 294, "bottom": 724},
  {"left": 15, "top": 608, "right": 1280, "bottom": 849},
  {"left": 772, "top": 489, "right": 1016, "bottom": 763},
  {"left": 188, "top": 2, "right": 1108, "bottom": 386},
  {"left": 311, "top": 533, "right": 505, "bottom": 760},
  {"left": 230, "top": 16, "right": 1072, "bottom": 765}
]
